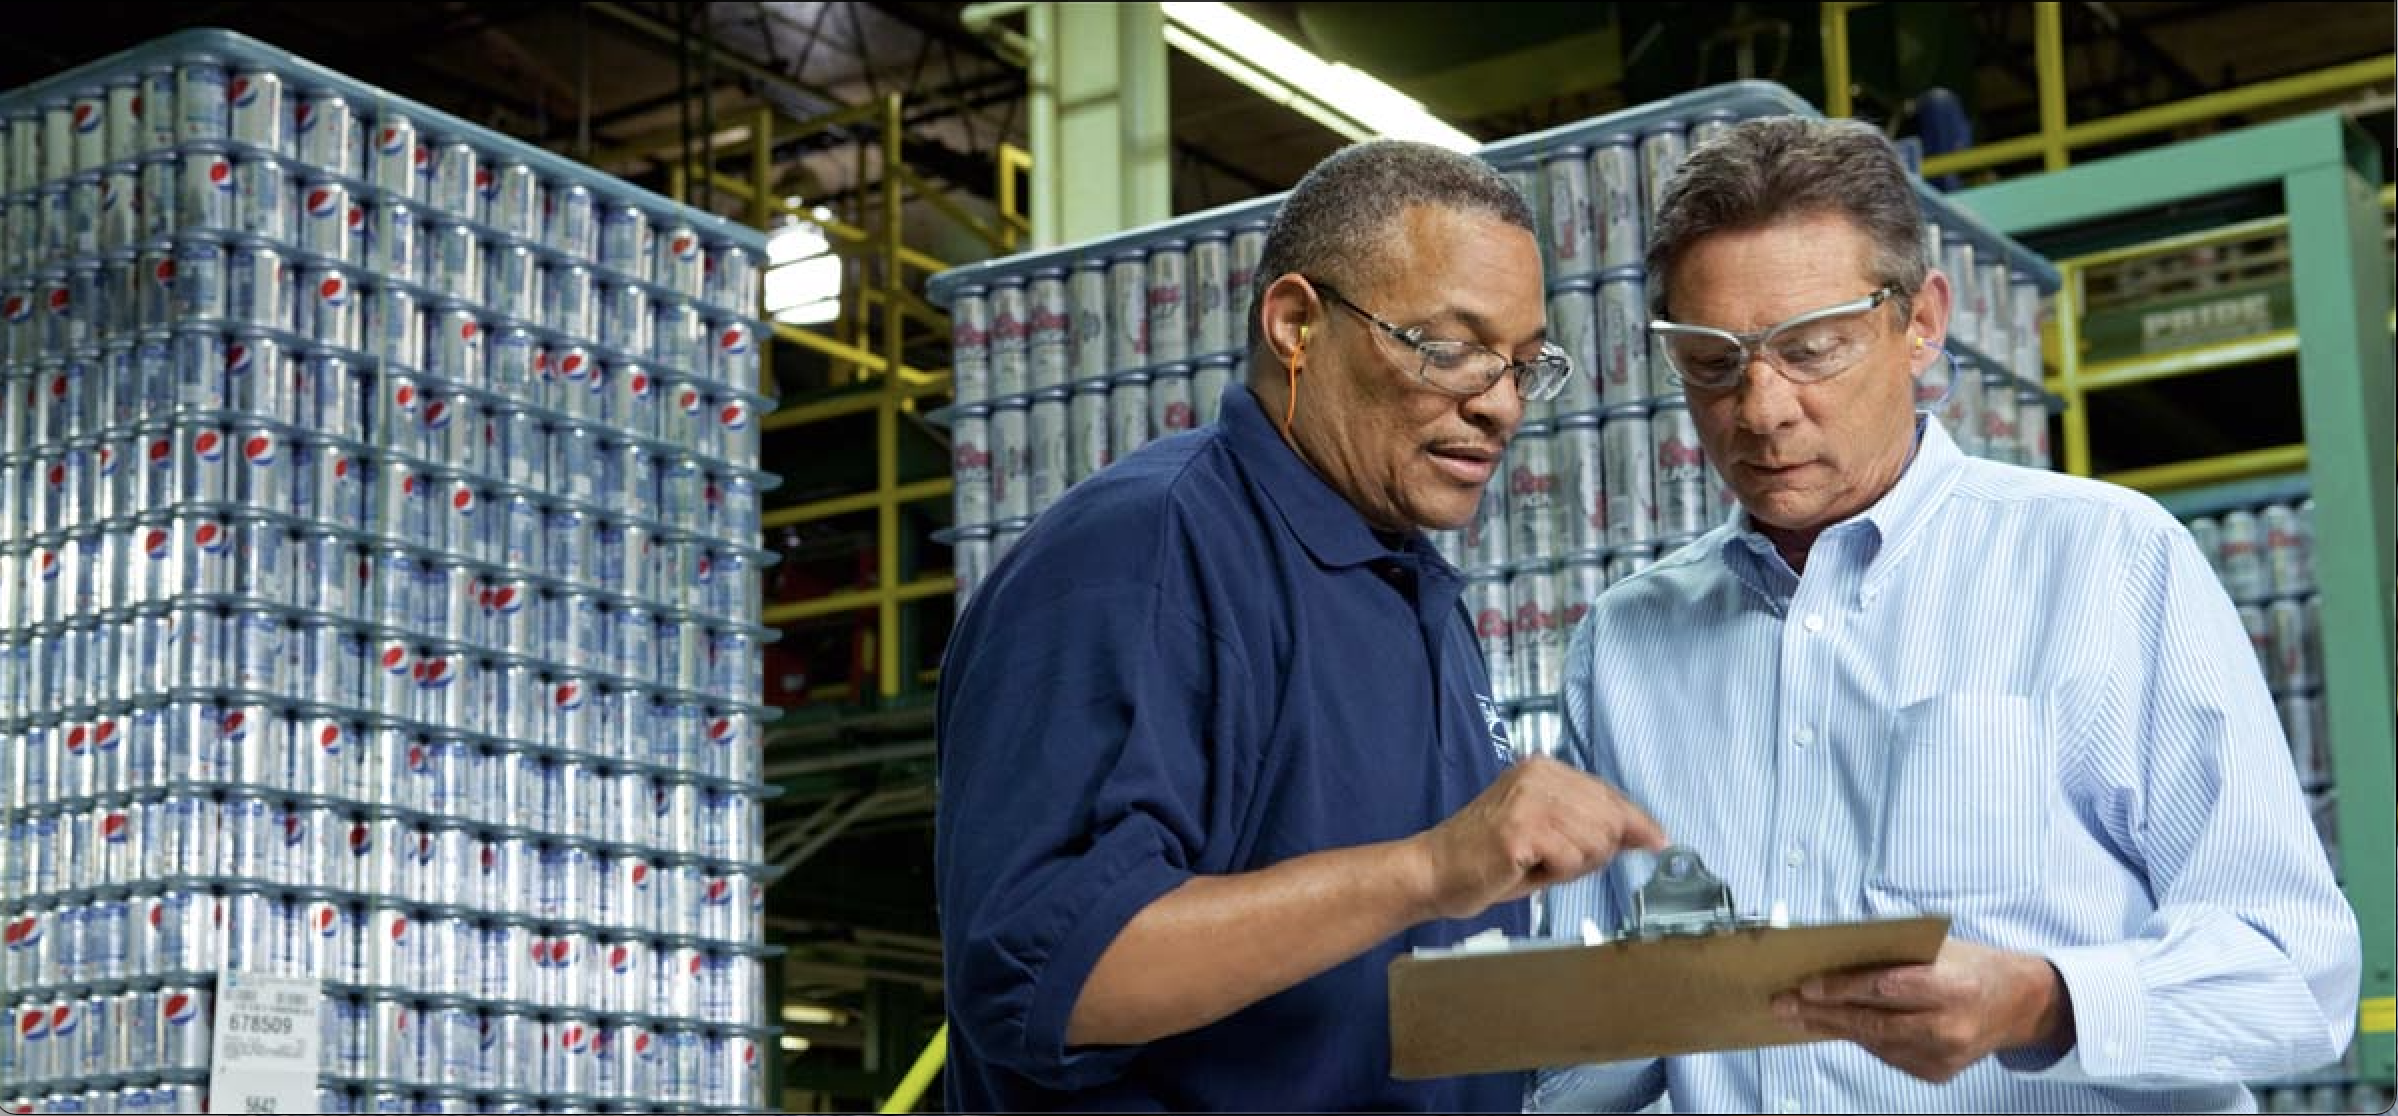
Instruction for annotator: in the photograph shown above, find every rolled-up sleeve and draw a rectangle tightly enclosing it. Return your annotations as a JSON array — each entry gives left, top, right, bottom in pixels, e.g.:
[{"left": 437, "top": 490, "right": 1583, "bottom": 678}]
[{"left": 936, "top": 580, "right": 1253, "bottom": 1090}]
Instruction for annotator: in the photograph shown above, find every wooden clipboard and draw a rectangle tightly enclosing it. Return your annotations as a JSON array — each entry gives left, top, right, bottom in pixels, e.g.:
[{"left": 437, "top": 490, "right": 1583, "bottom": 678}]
[{"left": 1387, "top": 914, "right": 1950, "bottom": 1079}]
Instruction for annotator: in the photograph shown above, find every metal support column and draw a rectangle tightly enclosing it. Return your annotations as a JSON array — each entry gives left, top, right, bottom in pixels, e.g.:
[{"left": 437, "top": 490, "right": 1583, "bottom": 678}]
[
  {"left": 2285, "top": 156, "right": 2398, "bottom": 1072},
  {"left": 1961, "top": 112, "right": 2397, "bottom": 1078},
  {"left": 2033, "top": 1, "right": 2068, "bottom": 171},
  {"left": 1045, "top": 1, "right": 1171, "bottom": 244}
]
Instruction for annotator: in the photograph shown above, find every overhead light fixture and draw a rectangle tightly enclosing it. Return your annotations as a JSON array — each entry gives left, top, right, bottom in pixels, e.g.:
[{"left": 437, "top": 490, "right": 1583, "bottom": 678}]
[
  {"left": 1160, "top": 2, "right": 1477, "bottom": 152},
  {"left": 779, "top": 1035, "right": 812, "bottom": 1053},
  {"left": 765, "top": 218, "right": 842, "bottom": 327},
  {"left": 780, "top": 1003, "right": 850, "bottom": 1026}
]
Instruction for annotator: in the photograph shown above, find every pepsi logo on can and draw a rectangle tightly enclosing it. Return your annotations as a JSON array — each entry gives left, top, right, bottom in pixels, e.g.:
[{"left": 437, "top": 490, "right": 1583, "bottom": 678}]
[
  {"left": 371, "top": 113, "right": 418, "bottom": 196},
  {"left": 178, "top": 149, "right": 234, "bottom": 230},
  {"left": 289, "top": 178, "right": 350, "bottom": 260},
  {"left": 656, "top": 223, "right": 704, "bottom": 296},
  {"left": 227, "top": 70, "right": 284, "bottom": 150},
  {"left": 427, "top": 308, "right": 485, "bottom": 387},
  {"left": 293, "top": 91, "right": 354, "bottom": 170}
]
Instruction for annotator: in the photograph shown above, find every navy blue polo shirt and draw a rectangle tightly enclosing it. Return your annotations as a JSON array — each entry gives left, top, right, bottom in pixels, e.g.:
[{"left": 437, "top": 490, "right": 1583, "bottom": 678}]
[{"left": 935, "top": 382, "right": 1526, "bottom": 1112}]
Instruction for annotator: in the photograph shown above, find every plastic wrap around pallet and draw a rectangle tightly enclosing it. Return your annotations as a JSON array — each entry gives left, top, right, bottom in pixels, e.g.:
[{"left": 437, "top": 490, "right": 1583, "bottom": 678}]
[{"left": 0, "top": 28, "right": 776, "bottom": 1116}]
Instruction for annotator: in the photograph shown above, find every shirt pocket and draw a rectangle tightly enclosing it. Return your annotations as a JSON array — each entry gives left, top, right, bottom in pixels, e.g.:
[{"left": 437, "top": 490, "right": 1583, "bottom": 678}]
[{"left": 1869, "top": 693, "right": 2051, "bottom": 903}]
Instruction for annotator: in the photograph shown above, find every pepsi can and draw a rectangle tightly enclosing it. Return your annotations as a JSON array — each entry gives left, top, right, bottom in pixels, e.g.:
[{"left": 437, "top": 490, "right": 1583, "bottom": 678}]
[
  {"left": 417, "top": 911, "right": 472, "bottom": 999},
  {"left": 365, "top": 996, "right": 415, "bottom": 1082},
  {"left": 301, "top": 437, "right": 365, "bottom": 530},
  {"left": 178, "top": 147, "right": 236, "bottom": 231},
  {"left": 542, "top": 1016, "right": 595, "bottom": 1095},
  {"left": 227, "top": 241, "right": 287, "bottom": 329},
  {"left": 426, "top": 221, "right": 481, "bottom": 302},
  {"left": 428, "top": 140, "right": 479, "bottom": 220},
  {"left": 370, "top": 113, "right": 417, "bottom": 196},
  {"left": 545, "top": 260, "right": 596, "bottom": 339},
  {"left": 485, "top": 160, "right": 539, "bottom": 239},
  {"left": 98, "top": 169, "right": 138, "bottom": 250},
  {"left": 153, "top": 984, "right": 212, "bottom": 1071},
  {"left": 365, "top": 200, "right": 419, "bottom": 284},
  {"left": 293, "top": 91, "right": 354, "bottom": 169},
  {"left": 224, "top": 69, "right": 285, "bottom": 150},
  {"left": 425, "top": 308, "right": 485, "bottom": 387},
  {"left": 302, "top": 266, "right": 360, "bottom": 349},
  {"left": 158, "top": 242, "right": 228, "bottom": 328},
  {"left": 231, "top": 154, "right": 287, "bottom": 241},
  {"left": 486, "top": 575, "right": 537, "bottom": 653},
  {"left": 132, "top": 153, "right": 179, "bottom": 242},
  {"left": 599, "top": 204, "right": 651, "bottom": 279}
]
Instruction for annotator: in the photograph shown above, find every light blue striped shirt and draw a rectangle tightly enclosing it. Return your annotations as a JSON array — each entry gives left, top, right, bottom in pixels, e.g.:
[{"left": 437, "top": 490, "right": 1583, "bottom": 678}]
[{"left": 1536, "top": 417, "right": 2359, "bottom": 1114}]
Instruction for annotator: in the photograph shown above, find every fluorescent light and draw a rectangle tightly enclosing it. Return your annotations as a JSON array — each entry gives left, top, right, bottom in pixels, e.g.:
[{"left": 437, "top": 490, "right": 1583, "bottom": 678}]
[
  {"left": 767, "top": 221, "right": 830, "bottom": 268},
  {"left": 765, "top": 217, "right": 843, "bottom": 326},
  {"left": 781, "top": 1003, "right": 850, "bottom": 1026},
  {"left": 1161, "top": 2, "right": 1476, "bottom": 151},
  {"left": 779, "top": 1034, "right": 812, "bottom": 1053}
]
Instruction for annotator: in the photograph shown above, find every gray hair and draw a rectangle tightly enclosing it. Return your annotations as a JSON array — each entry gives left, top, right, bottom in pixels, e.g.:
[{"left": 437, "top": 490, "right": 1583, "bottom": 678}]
[
  {"left": 1646, "top": 116, "right": 1927, "bottom": 318},
  {"left": 1247, "top": 139, "right": 1534, "bottom": 353}
]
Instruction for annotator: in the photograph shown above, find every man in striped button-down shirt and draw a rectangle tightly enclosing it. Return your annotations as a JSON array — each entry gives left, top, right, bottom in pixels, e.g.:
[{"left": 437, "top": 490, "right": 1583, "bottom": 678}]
[{"left": 1537, "top": 117, "right": 2358, "bottom": 1112}]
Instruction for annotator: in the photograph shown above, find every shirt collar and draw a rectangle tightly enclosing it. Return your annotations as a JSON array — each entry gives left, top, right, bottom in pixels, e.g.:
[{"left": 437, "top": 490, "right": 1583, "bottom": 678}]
[
  {"left": 1718, "top": 413, "right": 1968, "bottom": 597},
  {"left": 1219, "top": 380, "right": 1410, "bottom": 570}
]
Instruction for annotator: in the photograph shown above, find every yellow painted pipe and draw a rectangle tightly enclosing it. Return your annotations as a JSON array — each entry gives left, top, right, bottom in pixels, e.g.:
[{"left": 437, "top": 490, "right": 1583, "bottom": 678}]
[
  {"left": 2075, "top": 331, "right": 2299, "bottom": 394},
  {"left": 761, "top": 576, "right": 957, "bottom": 627},
  {"left": 877, "top": 1023, "right": 948, "bottom": 1114},
  {"left": 1821, "top": 3, "right": 1855, "bottom": 120},
  {"left": 2062, "top": 213, "right": 2292, "bottom": 271},
  {"left": 2101, "top": 445, "right": 2310, "bottom": 494},
  {"left": 774, "top": 324, "right": 890, "bottom": 374},
  {"left": 760, "top": 479, "right": 955, "bottom": 529},
  {"left": 2034, "top": 2, "right": 2068, "bottom": 171},
  {"left": 1924, "top": 54, "right": 2396, "bottom": 178},
  {"left": 2068, "top": 54, "right": 2393, "bottom": 151}
]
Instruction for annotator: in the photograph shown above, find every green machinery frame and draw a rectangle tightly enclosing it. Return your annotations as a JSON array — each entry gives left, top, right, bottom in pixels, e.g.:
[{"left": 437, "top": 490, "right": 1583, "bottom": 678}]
[{"left": 1961, "top": 111, "right": 2398, "bottom": 1079}]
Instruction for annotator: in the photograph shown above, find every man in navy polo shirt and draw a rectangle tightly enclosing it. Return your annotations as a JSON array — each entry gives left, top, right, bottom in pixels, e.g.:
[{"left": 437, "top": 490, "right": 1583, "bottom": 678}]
[{"left": 936, "top": 139, "right": 1669, "bottom": 1112}]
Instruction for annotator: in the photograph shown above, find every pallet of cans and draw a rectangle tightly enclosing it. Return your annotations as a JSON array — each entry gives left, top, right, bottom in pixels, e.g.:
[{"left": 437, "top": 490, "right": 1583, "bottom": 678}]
[
  {"left": 2174, "top": 486, "right": 2386, "bottom": 1116},
  {"left": 2182, "top": 494, "right": 2333, "bottom": 848},
  {"left": 0, "top": 29, "right": 777, "bottom": 1115},
  {"left": 926, "top": 81, "right": 2061, "bottom": 756}
]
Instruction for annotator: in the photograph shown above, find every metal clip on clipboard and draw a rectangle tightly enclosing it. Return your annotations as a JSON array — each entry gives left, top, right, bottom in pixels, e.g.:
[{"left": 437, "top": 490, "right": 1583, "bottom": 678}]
[{"left": 1622, "top": 845, "right": 1774, "bottom": 940}]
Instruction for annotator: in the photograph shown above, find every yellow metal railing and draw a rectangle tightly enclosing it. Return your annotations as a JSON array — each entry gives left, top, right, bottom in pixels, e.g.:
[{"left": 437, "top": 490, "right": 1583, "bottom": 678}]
[
  {"left": 1820, "top": 3, "right": 2394, "bottom": 178},
  {"left": 667, "top": 91, "right": 1029, "bottom": 700}
]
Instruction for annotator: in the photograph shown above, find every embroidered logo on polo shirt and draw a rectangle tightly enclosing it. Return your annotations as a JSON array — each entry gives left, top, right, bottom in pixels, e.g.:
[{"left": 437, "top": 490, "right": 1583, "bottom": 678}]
[{"left": 1478, "top": 695, "right": 1513, "bottom": 764}]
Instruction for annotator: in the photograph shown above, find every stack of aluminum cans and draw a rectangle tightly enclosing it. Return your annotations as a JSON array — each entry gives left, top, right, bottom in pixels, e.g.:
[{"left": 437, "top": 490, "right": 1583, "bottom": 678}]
[
  {"left": 2180, "top": 492, "right": 2375, "bottom": 1114},
  {"left": 932, "top": 90, "right": 2058, "bottom": 766},
  {"left": 944, "top": 227, "right": 1258, "bottom": 598},
  {"left": 2185, "top": 498, "right": 2331, "bottom": 860},
  {"left": 0, "top": 30, "right": 773, "bottom": 1116}
]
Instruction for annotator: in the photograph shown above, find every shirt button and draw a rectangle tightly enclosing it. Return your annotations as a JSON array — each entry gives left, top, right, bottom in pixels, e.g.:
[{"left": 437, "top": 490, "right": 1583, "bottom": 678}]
[
  {"left": 1784, "top": 847, "right": 1805, "bottom": 868},
  {"left": 1793, "top": 726, "right": 1815, "bottom": 748},
  {"left": 1802, "top": 613, "right": 1826, "bottom": 633},
  {"left": 1778, "top": 1099, "right": 1802, "bottom": 1113},
  {"left": 2211, "top": 1056, "right": 2232, "bottom": 1075},
  {"left": 2105, "top": 1040, "right": 2124, "bottom": 1061}
]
